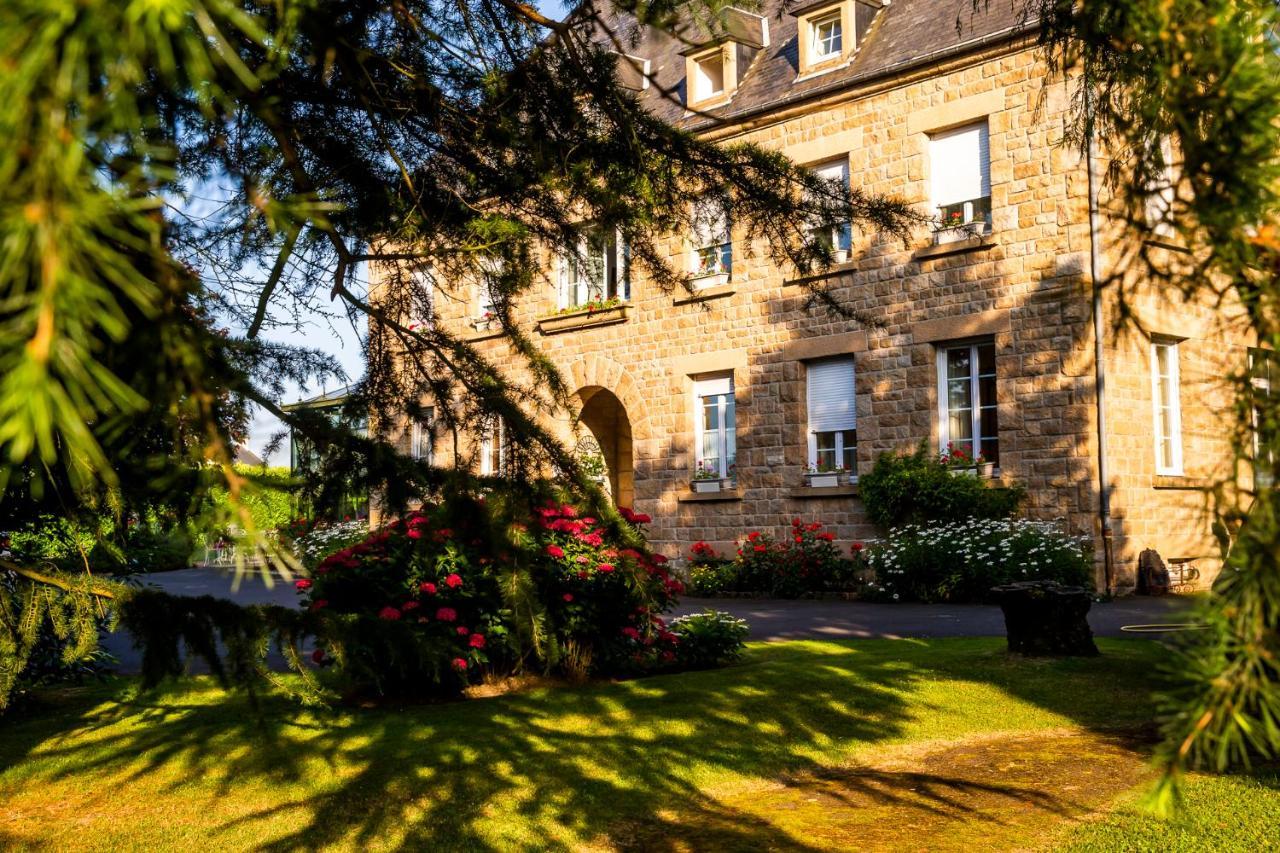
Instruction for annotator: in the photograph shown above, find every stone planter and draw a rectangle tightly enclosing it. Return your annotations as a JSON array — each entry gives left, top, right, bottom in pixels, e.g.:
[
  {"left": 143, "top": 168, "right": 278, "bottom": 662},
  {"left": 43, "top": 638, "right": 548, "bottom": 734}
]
[
  {"left": 804, "top": 472, "right": 842, "bottom": 489},
  {"left": 692, "top": 478, "right": 724, "bottom": 494},
  {"left": 990, "top": 580, "right": 1099, "bottom": 656},
  {"left": 692, "top": 271, "right": 729, "bottom": 289}
]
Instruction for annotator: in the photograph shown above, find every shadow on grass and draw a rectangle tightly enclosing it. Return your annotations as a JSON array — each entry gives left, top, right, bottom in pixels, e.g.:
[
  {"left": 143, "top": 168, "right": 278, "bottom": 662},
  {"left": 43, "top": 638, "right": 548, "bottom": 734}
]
[{"left": 0, "top": 638, "right": 1164, "bottom": 851}]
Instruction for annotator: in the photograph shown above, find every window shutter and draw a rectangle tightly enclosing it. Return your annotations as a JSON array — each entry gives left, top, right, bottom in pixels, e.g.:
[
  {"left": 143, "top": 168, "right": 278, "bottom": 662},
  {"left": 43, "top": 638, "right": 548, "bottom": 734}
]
[
  {"left": 694, "top": 374, "right": 733, "bottom": 398},
  {"left": 807, "top": 358, "right": 855, "bottom": 433},
  {"left": 930, "top": 122, "right": 990, "bottom": 208}
]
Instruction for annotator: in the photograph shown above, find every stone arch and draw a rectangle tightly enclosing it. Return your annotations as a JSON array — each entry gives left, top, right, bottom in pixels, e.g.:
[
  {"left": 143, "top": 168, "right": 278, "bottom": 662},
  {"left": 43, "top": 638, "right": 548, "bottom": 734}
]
[{"left": 566, "top": 355, "right": 650, "bottom": 441}]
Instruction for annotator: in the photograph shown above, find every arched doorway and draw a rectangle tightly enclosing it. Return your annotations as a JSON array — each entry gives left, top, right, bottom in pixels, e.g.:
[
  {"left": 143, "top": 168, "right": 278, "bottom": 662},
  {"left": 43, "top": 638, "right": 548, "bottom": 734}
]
[{"left": 576, "top": 387, "right": 634, "bottom": 508}]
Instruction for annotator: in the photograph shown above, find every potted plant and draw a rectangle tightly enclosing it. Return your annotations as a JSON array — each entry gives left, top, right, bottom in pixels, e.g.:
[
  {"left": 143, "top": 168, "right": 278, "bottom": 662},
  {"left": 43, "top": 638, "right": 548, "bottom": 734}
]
[
  {"left": 692, "top": 460, "right": 724, "bottom": 493},
  {"left": 939, "top": 443, "right": 994, "bottom": 477},
  {"left": 691, "top": 249, "right": 729, "bottom": 289},
  {"left": 803, "top": 462, "right": 845, "bottom": 488}
]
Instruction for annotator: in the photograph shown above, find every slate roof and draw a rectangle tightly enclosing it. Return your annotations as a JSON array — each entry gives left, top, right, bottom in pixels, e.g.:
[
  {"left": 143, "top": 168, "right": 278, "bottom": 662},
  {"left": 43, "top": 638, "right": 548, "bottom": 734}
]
[{"left": 603, "top": 0, "right": 1033, "bottom": 128}]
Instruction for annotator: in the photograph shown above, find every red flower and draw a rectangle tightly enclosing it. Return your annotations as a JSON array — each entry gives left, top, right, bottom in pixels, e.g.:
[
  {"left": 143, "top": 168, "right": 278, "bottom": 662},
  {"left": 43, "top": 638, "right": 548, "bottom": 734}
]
[
  {"left": 621, "top": 627, "right": 640, "bottom": 639},
  {"left": 630, "top": 513, "right": 652, "bottom": 524},
  {"left": 419, "top": 581, "right": 438, "bottom": 595},
  {"left": 575, "top": 555, "right": 590, "bottom": 565},
  {"left": 597, "top": 563, "right": 616, "bottom": 573},
  {"left": 407, "top": 528, "right": 423, "bottom": 539},
  {"left": 851, "top": 542, "right": 864, "bottom": 553},
  {"left": 545, "top": 544, "right": 565, "bottom": 558},
  {"left": 794, "top": 535, "right": 803, "bottom": 543},
  {"left": 310, "top": 599, "right": 329, "bottom": 611},
  {"left": 451, "top": 657, "right": 468, "bottom": 672},
  {"left": 747, "top": 531, "right": 760, "bottom": 542},
  {"left": 436, "top": 607, "right": 457, "bottom": 622},
  {"left": 378, "top": 606, "right": 402, "bottom": 621},
  {"left": 294, "top": 579, "right": 312, "bottom": 592},
  {"left": 818, "top": 532, "right": 835, "bottom": 542},
  {"left": 581, "top": 517, "right": 597, "bottom": 525},
  {"left": 560, "top": 504, "right": 578, "bottom": 518},
  {"left": 444, "top": 573, "right": 463, "bottom": 589},
  {"left": 311, "top": 649, "right": 325, "bottom": 664},
  {"left": 402, "top": 600, "right": 421, "bottom": 612},
  {"left": 469, "top": 633, "right": 486, "bottom": 649},
  {"left": 754, "top": 544, "right": 767, "bottom": 553},
  {"left": 456, "top": 625, "right": 470, "bottom": 636},
  {"left": 562, "top": 593, "right": 574, "bottom": 602},
  {"left": 651, "top": 553, "right": 668, "bottom": 564}
]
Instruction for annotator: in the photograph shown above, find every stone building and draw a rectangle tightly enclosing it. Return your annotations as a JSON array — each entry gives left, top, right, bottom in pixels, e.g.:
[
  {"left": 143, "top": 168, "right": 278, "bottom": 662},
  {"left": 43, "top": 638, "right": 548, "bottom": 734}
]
[{"left": 382, "top": 0, "right": 1262, "bottom": 590}]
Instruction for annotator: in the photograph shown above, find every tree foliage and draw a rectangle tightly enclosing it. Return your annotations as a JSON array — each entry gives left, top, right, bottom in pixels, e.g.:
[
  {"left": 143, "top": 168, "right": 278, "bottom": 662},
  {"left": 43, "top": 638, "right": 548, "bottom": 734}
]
[
  {"left": 0, "top": 0, "right": 916, "bottom": 706},
  {"left": 1027, "top": 0, "right": 1280, "bottom": 804}
]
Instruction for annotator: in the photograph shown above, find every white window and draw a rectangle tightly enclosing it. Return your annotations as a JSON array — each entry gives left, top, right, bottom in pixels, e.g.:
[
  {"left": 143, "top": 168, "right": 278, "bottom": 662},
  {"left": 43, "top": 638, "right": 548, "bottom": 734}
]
[
  {"left": 559, "top": 229, "right": 627, "bottom": 309},
  {"left": 476, "top": 257, "right": 503, "bottom": 321},
  {"left": 479, "top": 415, "right": 505, "bottom": 476},
  {"left": 1151, "top": 341, "right": 1183, "bottom": 475},
  {"left": 411, "top": 407, "right": 435, "bottom": 463},
  {"left": 410, "top": 267, "right": 435, "bottom": 329},
  {"left": 930, "top": 121, "right": 992, "bottom": 229},
  {"left": 694, "top": 374, "right": 736, "bottom": 480},
  {"left": 691, "top": 199, "right": 731, "bottom": 279},
  {"left": 693, "top": 51, "right": 725, "bottom": 101},
  {"left": 1250, "top": 348, "right": 1278, "bottom": 487},
  {"left": 809, "top": 159, "right": 852, "bottom": 254},
  {"left": 1144, "top": 136, "right": 1177, "bottom": 239},
  {"left": 811, "top": 12, "right": 843, "bottom": 61},
  {"left": 807, "top": 357, "right": 856, "bottom": 475},
  {"left": 937, "top": 340, "right": 999, "bottom": 466}
]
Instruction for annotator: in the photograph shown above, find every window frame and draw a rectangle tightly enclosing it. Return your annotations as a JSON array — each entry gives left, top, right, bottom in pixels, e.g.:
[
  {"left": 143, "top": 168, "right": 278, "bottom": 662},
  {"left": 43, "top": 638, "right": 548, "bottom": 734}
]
[
  {"left": 479, "top": 415, "right": 506, "bottom": 476},
  {"left": 807, "top": 158, "right": 853, "bottom": 255},
  {"left": 692, "top": 49, "right": 726, "bottom": 102},
  {"left": 928, "top": 121, "right": 993, "bottom": 231},
  {"left": 410, "top": 407, "right": 435, "bottom": 464},
  {"left": 809, "top": 11, "right": 843, "bottom": 62},
  {"left": 690, "top": 198, "right": 732, "bottom": 279},
  {"left": 805, "top": 356, "right": 857, "bottom": 476},
  {"left": 1250, "top": 347, "right": 1278, "bottom": 488},
  {"left": 936, "top": 339, "right": 999, "bottom": 467},
  {"left": 693, "top": 373, "right": 736, "bottom": 481},
  {"left": 558, "top": 228, "right": 628, "bottom": 309},
  {"left": 1151, "top": 340, "right": 1184, "bottom": 476}
]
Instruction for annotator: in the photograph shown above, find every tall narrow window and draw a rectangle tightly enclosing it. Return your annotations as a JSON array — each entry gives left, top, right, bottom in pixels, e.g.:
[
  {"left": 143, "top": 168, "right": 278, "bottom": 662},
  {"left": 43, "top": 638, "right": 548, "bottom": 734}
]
[
  {"left": 411, "top": 407, "right": 435, "bottom": 464},
  {"left": 809, "top": 159, "right": 852, "bottom": 255},
  {"left": 479, "top": 415, "right": 505, "bottom": 476},
  {"left": 694, "top": 374, "right": 736, "bottom": 480},
  {"left": 807, "top": 357, "right": 857, "bottom": 475},
  {"left": 937, "top": 340, "right": 999, "bottom": 466},
  {"left": 929, "top": 121, "right": 992, "bottom": 230},
  {"left": 559, "top": 229, "right": 627, "bottom": 308},
  {"left": 811, "top": 12, "right": 843, "bottom": 61},
  {"left": 692, "top": 51, "right": 725, "bottom": 101},
  {"left": 411, "top": 267, "right": 435, "bottom": 329},
  {"left": 691, "top": 199, "right": 731, "bottom": 281},
  {"left": 476, "top": 257, "right": 503, "bottom": 321},
  {"left": 1151, "top": 341, "right": 1183, "bottom": 475},
  {"left": 1250, "top": 348, "right": 1279, "bottom": 487}
]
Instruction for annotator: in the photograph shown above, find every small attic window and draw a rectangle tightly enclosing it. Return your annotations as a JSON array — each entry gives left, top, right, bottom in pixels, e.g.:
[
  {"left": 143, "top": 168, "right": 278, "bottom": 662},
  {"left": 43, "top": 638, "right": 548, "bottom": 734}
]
[
  {"left": 811, "top": 12, "right": 843, "bottom": 62},
  {"left": 694, "top": 51, "right": 726, "bottom": 100}
]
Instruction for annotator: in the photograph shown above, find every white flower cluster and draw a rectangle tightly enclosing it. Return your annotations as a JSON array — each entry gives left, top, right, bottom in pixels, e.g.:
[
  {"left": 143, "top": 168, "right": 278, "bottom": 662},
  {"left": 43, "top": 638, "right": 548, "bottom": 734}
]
[
  {"left": 864, "top": 517, "right": 1091, "bottom": 592},
  {"left": 294, "top": 519, "right": 370, "bottom": 564}
]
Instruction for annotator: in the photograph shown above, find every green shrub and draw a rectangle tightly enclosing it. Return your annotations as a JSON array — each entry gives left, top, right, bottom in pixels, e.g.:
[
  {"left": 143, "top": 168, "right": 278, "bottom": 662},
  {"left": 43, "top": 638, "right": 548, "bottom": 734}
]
[
  {"left": 683, "top": 522, "right": 860, "bottom": 598},
  {"left": 205, "top": 465, "right": 298, "bottom": 537},
  {"left": 668, "top": 610, "right": 748, "bottom": 669},
  {"left": 858, "top": 443, "right": 1024, "bottom": 530},
  {"left": 862, "top": 518, "right": 1094, "bottom": 603},
  {"left": 6, "top": 515, "right": 194, "bottom": 574}
]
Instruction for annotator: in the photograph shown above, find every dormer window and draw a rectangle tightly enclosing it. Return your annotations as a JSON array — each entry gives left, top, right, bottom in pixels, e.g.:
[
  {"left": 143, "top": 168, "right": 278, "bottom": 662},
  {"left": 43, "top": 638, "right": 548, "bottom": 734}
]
[
  {"left": 693, "top": 50, "right": 726, "bottom": 101},
  {"left": 811, "top": 12, "right": 843, "bottom": 62},
  {"left": 794, "top": 0, "right": 883, "bottom": 77},
  {"left": 681, "top": 8, "right": 769, "bottom": 109}
]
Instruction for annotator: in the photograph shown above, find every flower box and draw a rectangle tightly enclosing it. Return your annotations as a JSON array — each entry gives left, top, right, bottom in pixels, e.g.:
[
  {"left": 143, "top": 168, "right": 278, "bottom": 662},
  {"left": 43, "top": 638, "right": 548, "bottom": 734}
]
[
  {"left": 949, "top": 462, "right": 996, "bottom": 479},
  {"left": 691, "top": 271, "right": 729, "bottom": 290},
  {"left": 536, "top": 304, "right": 628, "bottom": 335},
  {"left": 933, "top": 222, "right": 989, "bottom": 246},
  {"left": 804, "top": 472, "right": 842, "bottom": 489},
  {"left": 692, "top": 478, "right": 724, "bottom": 493}
]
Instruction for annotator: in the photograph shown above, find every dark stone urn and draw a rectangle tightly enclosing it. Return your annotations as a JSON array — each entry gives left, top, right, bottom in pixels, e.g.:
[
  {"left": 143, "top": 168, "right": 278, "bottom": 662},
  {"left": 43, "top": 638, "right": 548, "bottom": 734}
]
[{"left": 990, "top": 580, "right": 1099, "bottom": 656}]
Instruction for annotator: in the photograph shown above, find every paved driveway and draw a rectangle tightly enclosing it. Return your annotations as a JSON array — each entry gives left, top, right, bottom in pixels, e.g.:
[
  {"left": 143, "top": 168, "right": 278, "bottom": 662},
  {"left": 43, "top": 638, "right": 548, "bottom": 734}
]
[{"left": 102, "top": 566, "right": 1195, "bottom": 672}]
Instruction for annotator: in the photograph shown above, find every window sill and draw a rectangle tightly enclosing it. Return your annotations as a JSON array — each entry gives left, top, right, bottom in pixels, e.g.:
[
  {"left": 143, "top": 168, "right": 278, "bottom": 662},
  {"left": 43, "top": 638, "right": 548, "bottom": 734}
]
[
  {"left": 535, "top": 305, "right": 628, "bottom": 335},
  {"left": 783, "top": 260, "right": 859, "bottom": 287},
  {"left": 678, "top": 488, "right": 742, "bottom": 503},
  {"left": 465, "top": 321, "right": 504, "bottom": 342},
  {"left": 674, "top": 283, "right": 735, "bottom": 305},
  {"left": 788, "top": 485, "right": 859, "bottom": 499},
  {"left": 913, "top": 233, "right": 997, "bottom": 261},
  {"left": 1152, "top": 474, "right": 1209, "bottom": 490}
]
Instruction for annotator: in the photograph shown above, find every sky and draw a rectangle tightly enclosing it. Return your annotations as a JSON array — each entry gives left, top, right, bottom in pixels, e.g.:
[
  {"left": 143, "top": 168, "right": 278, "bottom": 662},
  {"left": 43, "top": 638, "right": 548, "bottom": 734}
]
[{"left": 242, "top": 0, "right": 573, "bottom": 464}]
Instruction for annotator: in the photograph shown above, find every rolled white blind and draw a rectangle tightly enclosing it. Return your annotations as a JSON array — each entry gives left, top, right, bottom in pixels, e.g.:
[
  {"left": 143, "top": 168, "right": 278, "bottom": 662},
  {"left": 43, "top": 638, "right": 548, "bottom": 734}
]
[
  {"left": 930, "top": 122, "right": 990, "bottom": 207},
  {"left": 807, "top": 357, "right": 855, "bottom": 432},
  {"left": 694, "top": 374, "right": 733, "bottom": 398}
]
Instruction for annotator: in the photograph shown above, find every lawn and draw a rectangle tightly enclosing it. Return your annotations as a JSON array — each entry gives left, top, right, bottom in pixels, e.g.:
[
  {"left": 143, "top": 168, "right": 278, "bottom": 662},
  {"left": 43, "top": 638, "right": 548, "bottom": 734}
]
[{"left": 0, "top": 638, "right": 1273, "bottom": 851}]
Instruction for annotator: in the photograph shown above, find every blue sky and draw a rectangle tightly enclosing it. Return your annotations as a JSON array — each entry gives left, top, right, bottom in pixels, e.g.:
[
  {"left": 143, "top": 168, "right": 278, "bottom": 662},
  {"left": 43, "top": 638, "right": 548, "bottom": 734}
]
[{"left": 243, "top": 0, "right": 574, "bottom": 463}]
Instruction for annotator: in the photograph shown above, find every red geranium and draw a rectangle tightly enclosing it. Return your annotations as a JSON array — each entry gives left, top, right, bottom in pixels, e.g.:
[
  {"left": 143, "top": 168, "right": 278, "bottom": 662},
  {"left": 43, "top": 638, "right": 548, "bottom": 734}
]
[
  {"left": 419, "top": 581, "right": 437, "bottom": 595},
  {"left": 545, "top": 544, "right": 565, "bottom": 558},
  {"left": 851, "top": 542, "right": 864, "bottom": 553},
  {"left": 378, "top": 606, "right": 402, "bottom": 621},
  {"left": 469, "top": 633, "right": 486, "bottom": 649},
  {"left": 563, "top": 593, "right": 574, "bottom": 602},
  {"left": 444, "top": 573, "right": 463, "bottom": 588},
  {"left": 451, "top": 657, "right": 468, "bottom": 672},
  {"left": 402, "top": 600, "right": 421, "bottom": 612},
  {"left": 436, "top": 607, "right": 457, "bottom": 622},
  {"left": 294, "top": 579, "right": 312, "bottom": 591},
  {"left": 407, "top": 528, "right": 423, "bottom": 539},
  {"left": 621, "top": 627, "right": 640, "bottom": 639},
  {"left": 456, "top": 625, "right": 469, "bottom": 636},
  {"left": 597, "top": 563, "right": 615, "bottom": 573}
]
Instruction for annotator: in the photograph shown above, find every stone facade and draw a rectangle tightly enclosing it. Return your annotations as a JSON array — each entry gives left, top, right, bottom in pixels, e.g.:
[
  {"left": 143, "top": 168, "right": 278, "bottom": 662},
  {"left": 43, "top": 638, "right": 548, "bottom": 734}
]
[{"left": 381, "top": 24, "right": 1254, "bottom": 591}]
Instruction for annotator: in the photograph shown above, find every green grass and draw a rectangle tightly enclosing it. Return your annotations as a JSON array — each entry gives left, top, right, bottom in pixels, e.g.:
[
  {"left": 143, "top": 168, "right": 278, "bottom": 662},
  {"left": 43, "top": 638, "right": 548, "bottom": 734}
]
[{"left": 0, "top": 638, "right": 1268, "bottom": 851}]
